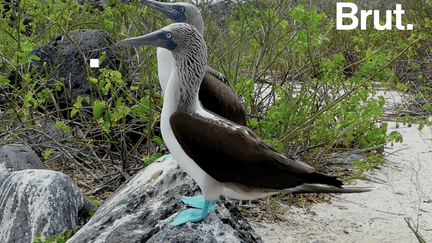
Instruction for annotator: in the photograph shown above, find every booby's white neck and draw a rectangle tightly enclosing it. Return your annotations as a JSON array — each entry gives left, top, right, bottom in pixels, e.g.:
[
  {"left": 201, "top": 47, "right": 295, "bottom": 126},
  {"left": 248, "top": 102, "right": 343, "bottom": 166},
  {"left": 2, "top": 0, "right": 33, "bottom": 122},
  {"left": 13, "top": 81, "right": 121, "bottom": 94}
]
[
  {"left": 162, "top": 77, "right": 198, "bottom": 115},
  {"left": 156, "top": 16, "right": 204, "bottom": 97},
  {"left": 159, "top": 35, "right": 208, "bottom": 144},
  {"left": 163, "top": 41, "right": 207, "bottom": 111},
  {"left": 160, "top": 54, "right": 212, "bottom": 190},
  {"left": 156, "top": 47, "right": 173, "bottom": 96}
]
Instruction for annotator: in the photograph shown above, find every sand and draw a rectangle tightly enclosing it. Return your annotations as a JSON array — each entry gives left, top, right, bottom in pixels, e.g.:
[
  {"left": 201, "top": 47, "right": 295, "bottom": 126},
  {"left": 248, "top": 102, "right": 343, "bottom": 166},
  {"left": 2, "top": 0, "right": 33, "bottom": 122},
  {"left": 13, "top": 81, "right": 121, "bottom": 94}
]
[{"left": 248, "top": 91, "right": 432, "bottom": 242}]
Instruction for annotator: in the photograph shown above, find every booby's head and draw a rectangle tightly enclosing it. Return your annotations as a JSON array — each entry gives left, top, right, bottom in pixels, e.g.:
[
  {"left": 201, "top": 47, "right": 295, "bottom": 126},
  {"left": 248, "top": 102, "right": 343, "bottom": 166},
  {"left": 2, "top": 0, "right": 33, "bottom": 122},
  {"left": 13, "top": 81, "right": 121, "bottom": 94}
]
[
  {"left": 116, "top": 23, "right": 206, "bottom": 58},
  {"left": 139, "top": 0, "right": 204, "bottom": 35},
  {"left": 117, "top": 23, "right": 207, "bottom": 111},
  {"left": 116, "top": 26, "right": 178, "bottom": 51}
]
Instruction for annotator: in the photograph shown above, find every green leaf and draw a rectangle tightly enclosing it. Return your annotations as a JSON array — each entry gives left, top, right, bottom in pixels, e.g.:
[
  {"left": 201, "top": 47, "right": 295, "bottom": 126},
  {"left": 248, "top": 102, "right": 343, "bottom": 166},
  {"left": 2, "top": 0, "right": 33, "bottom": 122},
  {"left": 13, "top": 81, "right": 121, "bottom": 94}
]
[
  {"left": 74, "top": 96, "right": 83, "bottom": 109},
  {"left": 0, "top": 75, "right": 10, "bottom": 86},
  {"left": 71, "top": 109, "right": 78, "bottom": 118},
  {"left": 53, "top": 121, "right": 70, "bottom": 134},
  {"left": 111, "top": 70, "right": 122, "bottom": 79},
  {"left": 44, "top": 150, "right": 52, "bottom": 160},
  {"left": 99, "top": 51, "right": 106, "bottom": 65},
  {"left": 30, "top": 55, "right": 40, "bottom": 61},
  {"left": 142, "top": 153, "right": 163, "bottom": 167},
  {"left": 333, "top": 53, "right": 344, "bottom": 64},
  {"left": 153, "top": 136, "right": 163, "bottom": 146},
  {"left": 24, "top": 91, "right": 37, "bottom": 109},
  {"left": 93, "top": 100, "right": 105, "bottom": 118},
  {"left": 34, "top": 233, "right": 42, "bottom": 242},
  {"left": 55, "top": 80, "right": 64, "bottom": 91},
  {"left": 102, "top": 119, "right": 111, "bottom": 133},
  {"left": 352, "top": 161, "right": 361, "bottom": 167},
  {"left": 419, "top": 120, "right": 424, "bottom": 130},
  {"left": 89, "top": 77, "right": 98, "bottom": 84},
  {"left": 85, "top": 196, "right": 100, "bottom": 206}
]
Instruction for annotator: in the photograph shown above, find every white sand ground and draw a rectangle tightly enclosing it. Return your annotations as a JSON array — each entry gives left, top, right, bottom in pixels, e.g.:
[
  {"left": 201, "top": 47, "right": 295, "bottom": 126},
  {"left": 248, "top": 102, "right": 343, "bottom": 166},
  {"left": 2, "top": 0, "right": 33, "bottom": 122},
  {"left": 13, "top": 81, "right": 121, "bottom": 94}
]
[{"left": 248, "top": 91, "right": 432, "bottom": 242}]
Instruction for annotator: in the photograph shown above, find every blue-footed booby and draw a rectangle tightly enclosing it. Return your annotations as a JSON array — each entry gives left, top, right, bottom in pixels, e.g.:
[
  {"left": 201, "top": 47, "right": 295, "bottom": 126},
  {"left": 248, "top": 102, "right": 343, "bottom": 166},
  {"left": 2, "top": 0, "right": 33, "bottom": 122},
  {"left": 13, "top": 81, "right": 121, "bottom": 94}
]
[
  {"left": 138, "top": 0, "right": 247, "bottom": 126},
  {"left": 116, "top": 23, "right": 372, "bottom": 226}
]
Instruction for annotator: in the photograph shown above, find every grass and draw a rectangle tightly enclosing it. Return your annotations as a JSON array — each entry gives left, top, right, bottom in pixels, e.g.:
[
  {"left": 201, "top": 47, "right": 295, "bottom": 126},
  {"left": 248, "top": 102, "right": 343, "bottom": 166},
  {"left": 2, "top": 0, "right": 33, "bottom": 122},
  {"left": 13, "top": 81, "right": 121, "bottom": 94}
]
[{"left": 393, "top": 146, "right": 432, "bottom": 243}]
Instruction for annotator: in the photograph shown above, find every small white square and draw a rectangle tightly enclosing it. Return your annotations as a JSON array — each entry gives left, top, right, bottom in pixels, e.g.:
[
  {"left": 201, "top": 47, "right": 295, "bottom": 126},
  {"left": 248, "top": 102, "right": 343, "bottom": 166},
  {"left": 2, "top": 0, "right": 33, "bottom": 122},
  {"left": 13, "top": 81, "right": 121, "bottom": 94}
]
[{"left": 90, "top": 59, "right": 99, "bottom": 68}]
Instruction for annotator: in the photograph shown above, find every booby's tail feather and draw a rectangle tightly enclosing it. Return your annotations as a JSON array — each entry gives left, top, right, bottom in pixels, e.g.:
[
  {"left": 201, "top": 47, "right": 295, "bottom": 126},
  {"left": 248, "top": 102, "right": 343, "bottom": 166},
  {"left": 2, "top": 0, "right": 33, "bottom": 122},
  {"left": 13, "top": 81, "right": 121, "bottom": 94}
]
[{"left": 283, "top": 184, "right": 373, "bottom": 194}]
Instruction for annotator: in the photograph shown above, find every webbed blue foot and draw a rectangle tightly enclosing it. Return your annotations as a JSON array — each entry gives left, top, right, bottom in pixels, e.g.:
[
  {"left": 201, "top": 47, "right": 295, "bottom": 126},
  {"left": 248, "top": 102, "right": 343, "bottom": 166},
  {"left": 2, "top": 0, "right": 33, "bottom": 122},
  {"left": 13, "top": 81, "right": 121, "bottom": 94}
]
[
  {"left": 171, "top": 198, "right": 216, "bottom": 226},
  {"left": 180, "top": 195, "right": 215, "bottom": 212},
  {"left": 156, "top": 154, "right": 172, "bottom": 162}
]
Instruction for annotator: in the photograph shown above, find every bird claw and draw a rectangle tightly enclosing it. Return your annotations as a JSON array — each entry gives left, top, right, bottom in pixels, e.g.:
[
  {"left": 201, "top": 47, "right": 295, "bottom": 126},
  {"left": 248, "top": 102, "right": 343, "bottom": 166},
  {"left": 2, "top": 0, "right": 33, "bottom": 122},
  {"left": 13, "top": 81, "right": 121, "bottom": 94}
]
[
  {"left": 171, "top": 208, "right": 208, "bottom": 226},
  {"left": 171, "top": 197, "right": 215, "bottom": 226},
  {"left": 156, "top": 154, "right": 173, "bottom": 162},
  {"left": 180, "top": 195, "right": 215, "bottom": 212}
]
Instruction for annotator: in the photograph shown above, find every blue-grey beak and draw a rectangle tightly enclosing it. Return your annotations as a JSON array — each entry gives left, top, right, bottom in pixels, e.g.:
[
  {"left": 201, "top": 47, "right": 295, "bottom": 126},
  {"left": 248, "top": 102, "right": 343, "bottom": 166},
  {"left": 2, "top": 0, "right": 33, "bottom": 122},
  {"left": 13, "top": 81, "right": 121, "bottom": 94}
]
[
  {"left": 116, "top": 29, "right": 177, "bottom": 50},
  {"left": 139, "top": 0, "right": 187, "bottom": 23}
]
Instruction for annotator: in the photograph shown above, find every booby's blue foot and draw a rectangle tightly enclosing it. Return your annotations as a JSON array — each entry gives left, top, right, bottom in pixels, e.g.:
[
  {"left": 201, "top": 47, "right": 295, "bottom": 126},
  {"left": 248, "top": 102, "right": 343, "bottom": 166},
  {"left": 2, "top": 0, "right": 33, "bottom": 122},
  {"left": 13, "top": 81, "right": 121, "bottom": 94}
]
[
  {"left": 180, "top": 195, "right": 215, "bottom": 212},
  {"left": 171, "top": 198, "right": 215, "bottom": 226},
  {"left": 156, "top": 154, "right": 172, "bottom": 162}
]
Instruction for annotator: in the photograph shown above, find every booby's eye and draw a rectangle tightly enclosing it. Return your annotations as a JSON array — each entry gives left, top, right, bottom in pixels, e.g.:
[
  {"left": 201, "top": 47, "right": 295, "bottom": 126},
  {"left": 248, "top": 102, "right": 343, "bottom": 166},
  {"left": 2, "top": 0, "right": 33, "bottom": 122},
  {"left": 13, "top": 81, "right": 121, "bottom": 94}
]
[
  {"left": 167, "top": 33, "right": 172, "bottom": 38},
  {"left": 179, "top": 7, "right": 185, "bottom": 12}
]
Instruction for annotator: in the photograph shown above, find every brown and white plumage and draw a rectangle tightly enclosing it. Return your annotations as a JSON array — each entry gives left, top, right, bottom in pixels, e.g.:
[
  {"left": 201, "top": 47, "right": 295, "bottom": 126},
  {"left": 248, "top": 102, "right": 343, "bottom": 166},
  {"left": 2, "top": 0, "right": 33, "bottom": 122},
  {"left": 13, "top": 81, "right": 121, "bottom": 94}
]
[
  {"left": 117, "top": 22, "right": 371, "bottom": 226},
  {"left": 138, "top": 0, "right": 247, "bottom": 126}
]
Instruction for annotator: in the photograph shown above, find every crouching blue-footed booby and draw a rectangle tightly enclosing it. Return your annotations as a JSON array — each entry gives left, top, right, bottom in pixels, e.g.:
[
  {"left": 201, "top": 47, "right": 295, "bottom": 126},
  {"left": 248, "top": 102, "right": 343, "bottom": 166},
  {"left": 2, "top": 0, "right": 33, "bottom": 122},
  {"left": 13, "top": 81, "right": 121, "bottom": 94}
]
[
  {"left": 116, "top": 23, "right": 372, "bottom": 226},
  {"left": 137, "top": 0, "right": 247, "bottom": 127}
]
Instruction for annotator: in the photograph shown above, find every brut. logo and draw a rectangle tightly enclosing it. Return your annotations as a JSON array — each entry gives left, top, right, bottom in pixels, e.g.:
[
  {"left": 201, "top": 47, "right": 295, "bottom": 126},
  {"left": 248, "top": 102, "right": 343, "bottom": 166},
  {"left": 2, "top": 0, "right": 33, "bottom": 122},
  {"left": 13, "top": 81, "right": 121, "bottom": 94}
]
[{"left": 336, "top": 3, "right": 413, "bottom": 30}]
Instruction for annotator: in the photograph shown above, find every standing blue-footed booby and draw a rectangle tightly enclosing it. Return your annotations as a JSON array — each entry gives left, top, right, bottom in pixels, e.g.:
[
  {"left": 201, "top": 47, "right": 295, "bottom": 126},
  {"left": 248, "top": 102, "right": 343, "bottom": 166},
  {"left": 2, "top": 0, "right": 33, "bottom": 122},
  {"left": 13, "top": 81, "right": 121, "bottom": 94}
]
[
  {"left": 116, "top": 23, "right": 372, "bottom": 226},
  {"left": 138, "top": 0, "right": 247, "bottom": 126}
]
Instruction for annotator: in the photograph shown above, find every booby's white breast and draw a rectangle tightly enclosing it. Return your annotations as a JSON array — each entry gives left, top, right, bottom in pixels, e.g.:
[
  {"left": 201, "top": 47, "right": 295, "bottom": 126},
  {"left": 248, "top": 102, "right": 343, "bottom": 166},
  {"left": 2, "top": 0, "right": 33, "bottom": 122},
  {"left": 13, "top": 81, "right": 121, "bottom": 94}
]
[
  {"left": 156, "top": 47, "right": 174, "bottom": 95},
  {"left": 160, "top": 76, "right": 225, "bottom": 200}
]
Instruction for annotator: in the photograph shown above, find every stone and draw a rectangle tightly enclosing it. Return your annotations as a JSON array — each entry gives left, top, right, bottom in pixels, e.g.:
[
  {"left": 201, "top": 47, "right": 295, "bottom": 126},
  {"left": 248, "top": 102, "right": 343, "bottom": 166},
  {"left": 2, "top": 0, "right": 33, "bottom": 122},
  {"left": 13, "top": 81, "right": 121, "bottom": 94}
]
[
  {"left": 0, "top": 144, "right": 45, "bottom": 172},
  {"left": 67, "top": 157, "right": 263, "bottom": 243},
  {"left": 9, "top": 29, "right": 121, "bottom": 110},
  {"left": 0, "top": 169, "right": 97, "bottom": 242},
  {"left": 329, "top": 153, "right": 367, "bottom": 163},
  {"left": 0, "top": 144, "right": 97, "bottom": 242}
]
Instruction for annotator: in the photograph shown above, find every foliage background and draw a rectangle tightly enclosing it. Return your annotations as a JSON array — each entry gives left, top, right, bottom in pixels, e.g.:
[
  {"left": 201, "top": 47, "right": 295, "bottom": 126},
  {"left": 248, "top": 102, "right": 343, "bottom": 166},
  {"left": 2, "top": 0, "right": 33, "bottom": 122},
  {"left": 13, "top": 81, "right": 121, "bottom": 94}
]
[{"left": 0, "top": 0, "right": 431, "bottom": 200}]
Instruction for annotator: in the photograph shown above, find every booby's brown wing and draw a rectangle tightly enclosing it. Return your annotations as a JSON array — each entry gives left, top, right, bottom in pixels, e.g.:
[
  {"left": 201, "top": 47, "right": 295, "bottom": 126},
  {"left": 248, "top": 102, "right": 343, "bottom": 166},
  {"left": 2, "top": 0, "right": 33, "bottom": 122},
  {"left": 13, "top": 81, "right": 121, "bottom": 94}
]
[
  {"left": 199, "top": 66, "right": 247, "bottom": 126},
  {"left": 206, "top": 66, "right": 231, "bottom": 87},
  {"left": 170, "top": 111, "right": 342, "bottom": 190}
]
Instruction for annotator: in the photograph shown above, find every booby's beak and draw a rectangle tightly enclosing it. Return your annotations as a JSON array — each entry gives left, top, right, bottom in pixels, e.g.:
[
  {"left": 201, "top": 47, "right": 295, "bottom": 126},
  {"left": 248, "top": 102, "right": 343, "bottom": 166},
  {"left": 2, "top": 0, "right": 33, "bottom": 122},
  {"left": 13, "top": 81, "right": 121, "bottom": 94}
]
[
  {"left": 116, "top": 29, "right": 177, "bottom": 51},
  {"left": 139, "top": 0, "right": 187, "bottom": 23}
]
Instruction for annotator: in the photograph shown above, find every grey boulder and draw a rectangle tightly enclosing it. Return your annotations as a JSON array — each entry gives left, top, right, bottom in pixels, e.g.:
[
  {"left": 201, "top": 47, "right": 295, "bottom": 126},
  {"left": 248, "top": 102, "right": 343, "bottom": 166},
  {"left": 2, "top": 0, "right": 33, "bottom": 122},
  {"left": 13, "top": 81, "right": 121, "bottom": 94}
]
[
  {"left": 25, "top": 29, "right": 121, "bottom": 109},
  {"left": 67, "top": 156, "right": 263, "bottom": 243},
  {"left": 0, "top": 144, "right": 97, "bottom": 243},
  {"left": 0, "top": 143, "right": 45, "bottom": 173}
]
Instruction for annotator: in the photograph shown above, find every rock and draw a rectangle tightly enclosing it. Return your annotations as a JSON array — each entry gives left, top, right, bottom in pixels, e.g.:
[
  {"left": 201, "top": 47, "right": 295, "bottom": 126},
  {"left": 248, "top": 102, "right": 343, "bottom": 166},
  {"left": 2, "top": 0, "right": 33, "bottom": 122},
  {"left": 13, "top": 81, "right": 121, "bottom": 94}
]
[
  {"left": 67, "top": 157, "right": 263, "bottom": 243},
  {"left": 76, "top": 0, "right": 109, "bottom": 12},
  {"left": 0, "top": 144, "right": 45, "bottom": 172},
  {"left": 0, "top": 110, "right": 11, "bottom": 127},
  {"left": 323, "top": 153, "right": 367, "bottom": 171},
  {"left": 12, "top": 29, "right": 121, "bottom": 110},
  {"left": 0, "top": 144, "right": 97, "bottom": 242},
  {"left": 329, "top": 154, "right": 367, "bottom": 163},
  {"left": 0, "top": 169, "right": 97, "bottom": 242},
  {"left": 0, "top": 122, "right": 69, "bottom": 162},
  {"left": 43, "top": 122, "right": 68, "bottom": 141}
]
